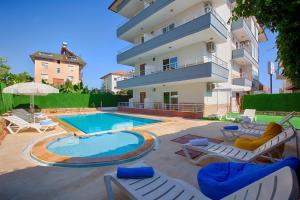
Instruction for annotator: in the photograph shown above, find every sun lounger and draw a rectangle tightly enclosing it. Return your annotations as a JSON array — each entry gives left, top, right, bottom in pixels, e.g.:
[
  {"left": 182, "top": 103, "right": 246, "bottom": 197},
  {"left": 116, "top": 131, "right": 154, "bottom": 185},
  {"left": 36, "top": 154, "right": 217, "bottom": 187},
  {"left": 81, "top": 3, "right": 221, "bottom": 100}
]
[
  {"left": 182, "top": 126, "right": 296, "bottom": 164},
  {"left": 240, "top": 111, "right": 295, "bottom": 129},
  {"left": 222, "top": 112, "right": 295, "bottom": 141},
  {"left": 104, "top": 161, "right": 299, "bottom": 200},
  {"left": 12, "top": 108, "right": 48, "bottom": 122},
  {"left": 3, "top": 115, "right": 58, "bottom": 134}
]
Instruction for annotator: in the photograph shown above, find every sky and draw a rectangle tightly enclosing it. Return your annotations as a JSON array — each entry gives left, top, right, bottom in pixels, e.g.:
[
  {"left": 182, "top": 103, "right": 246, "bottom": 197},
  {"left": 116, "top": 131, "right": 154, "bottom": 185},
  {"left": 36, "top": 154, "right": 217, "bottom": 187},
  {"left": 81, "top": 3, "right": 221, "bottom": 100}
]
[{"left": 0, "top": 0, "right": 282, "bottom": 92}]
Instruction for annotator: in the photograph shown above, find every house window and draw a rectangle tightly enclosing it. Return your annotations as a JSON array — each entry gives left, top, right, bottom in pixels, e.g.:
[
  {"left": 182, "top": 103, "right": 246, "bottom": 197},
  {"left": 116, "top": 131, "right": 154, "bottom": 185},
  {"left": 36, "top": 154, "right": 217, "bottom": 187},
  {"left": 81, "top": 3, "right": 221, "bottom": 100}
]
[
  {"left": 41, "top": 74, "right": 48, "bottom": 81},
  {"left": 56, "top": 68, "right": 61, "bottom": 74},
  {"left": 68, "top": 65, "right": 74, "bottom": 72},
  {"left": 140, "top": 64, "right": 145, "bottom": 76},
  {"left": 114, "top": 77, "right": 117, "bottom": 81},
  {"left": 162, "top": 23, "right": 175, "bottom": 34},
  {"left": 163, "top": 57, "right": 177, "bottom": 71},
  {"left": 41, "top": 62, "right": 48, "bottom": 69}
]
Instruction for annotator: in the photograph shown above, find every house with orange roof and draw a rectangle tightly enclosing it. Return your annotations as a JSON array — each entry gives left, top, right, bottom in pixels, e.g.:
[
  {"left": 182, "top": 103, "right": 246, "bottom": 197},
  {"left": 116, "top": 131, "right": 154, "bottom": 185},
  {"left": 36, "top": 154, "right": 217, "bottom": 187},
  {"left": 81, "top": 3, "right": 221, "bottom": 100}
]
[
  {"left": 100, "top": 71, "right": 130, "bottom": 93},
  {"left": 30, "top": 42, "right": 86, "bottom": 85}
]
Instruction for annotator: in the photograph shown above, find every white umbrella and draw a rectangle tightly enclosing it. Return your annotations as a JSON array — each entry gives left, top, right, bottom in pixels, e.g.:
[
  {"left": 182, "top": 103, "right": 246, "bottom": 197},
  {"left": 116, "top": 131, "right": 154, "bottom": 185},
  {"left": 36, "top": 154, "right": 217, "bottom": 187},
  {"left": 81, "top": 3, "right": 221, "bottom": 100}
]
[{"left": 3, "top": 82, "right": 59, "bottom": 121}]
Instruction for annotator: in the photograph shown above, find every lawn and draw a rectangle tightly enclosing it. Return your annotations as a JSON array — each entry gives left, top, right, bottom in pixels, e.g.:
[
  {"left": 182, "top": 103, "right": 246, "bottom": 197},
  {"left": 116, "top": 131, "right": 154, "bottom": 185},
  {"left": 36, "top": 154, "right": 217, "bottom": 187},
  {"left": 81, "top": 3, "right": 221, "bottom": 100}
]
[{"left": 205, "top": 113, "right": 300, "bottom": 129}]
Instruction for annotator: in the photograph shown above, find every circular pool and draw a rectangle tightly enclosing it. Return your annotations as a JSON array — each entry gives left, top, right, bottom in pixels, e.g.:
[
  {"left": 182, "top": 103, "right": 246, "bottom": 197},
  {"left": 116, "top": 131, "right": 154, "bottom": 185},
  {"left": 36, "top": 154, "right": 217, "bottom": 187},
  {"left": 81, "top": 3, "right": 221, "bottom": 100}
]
[{"left": 31, "top": 131, "right": 155, "bottom": 167}]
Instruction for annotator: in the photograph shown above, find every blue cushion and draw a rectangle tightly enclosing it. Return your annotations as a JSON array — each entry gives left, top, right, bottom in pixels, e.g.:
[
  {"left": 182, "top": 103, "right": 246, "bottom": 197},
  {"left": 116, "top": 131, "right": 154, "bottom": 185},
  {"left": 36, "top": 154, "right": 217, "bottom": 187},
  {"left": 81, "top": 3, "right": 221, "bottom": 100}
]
[
  {"left": 117, "top": 167, "right": 154, "bottom": 179},
  {"left": 40, "top": 119, "right": 53, "bottom": 125},
  {"left": 198, "top": 157, "right": 300, "bottom": 200},
  {"left": 223, "top": 126, "right": 239, "bottom": 130}
]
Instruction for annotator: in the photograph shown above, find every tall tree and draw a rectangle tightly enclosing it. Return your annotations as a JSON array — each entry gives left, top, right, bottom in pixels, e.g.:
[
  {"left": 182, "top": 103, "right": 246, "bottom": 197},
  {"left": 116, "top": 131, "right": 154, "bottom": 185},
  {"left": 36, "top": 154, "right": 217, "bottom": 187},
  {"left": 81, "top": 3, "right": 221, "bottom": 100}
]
[{"left": 232, "top": 0, "right": 300, "bottom": 87}]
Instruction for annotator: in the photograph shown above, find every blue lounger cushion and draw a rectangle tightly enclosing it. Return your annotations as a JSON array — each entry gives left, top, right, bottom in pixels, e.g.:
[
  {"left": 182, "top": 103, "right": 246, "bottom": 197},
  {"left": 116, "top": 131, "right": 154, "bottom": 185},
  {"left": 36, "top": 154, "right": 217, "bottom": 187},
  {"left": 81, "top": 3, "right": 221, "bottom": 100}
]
[
  {"left": 198, "top": 157, "right": 300, "bottom": 200},
  {"left": 117, "top": 167, "right": 154, "bottom": 179},
  {"left": 40, "top": 119, "right": 53, "bottom": 125},
  {"left": 189, "top": 138, "right": 209, "bottom": 146},
  {"left": 223, "top": 125, "right": 239, "bottom": 130}
]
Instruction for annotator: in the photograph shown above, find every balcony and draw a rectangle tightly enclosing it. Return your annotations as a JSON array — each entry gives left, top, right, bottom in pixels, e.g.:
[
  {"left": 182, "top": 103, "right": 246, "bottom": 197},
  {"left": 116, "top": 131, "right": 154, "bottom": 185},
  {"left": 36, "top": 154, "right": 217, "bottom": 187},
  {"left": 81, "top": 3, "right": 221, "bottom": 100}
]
[
  {"left": 232, "top": 77, "right": 252, "bottom": 87},
  {"left": 232, "top": 48, "right": 258, "bottom": 67},
  {"left": 117, "top": 11, "right": 228, "bottom": 65},
  {"left": 231, "top": 19, "right": 256, "bottom": 42},
  {"left": 117, "top": 55, "right": 229, "bottom": 89}
]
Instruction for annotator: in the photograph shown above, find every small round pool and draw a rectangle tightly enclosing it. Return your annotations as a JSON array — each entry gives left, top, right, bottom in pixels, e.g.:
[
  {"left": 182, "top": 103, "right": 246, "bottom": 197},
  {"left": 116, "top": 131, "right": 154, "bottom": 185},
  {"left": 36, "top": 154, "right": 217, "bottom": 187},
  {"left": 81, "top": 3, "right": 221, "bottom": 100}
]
[
  {"left": 30, "top": 131, "right": 155, "bottom": 167},
  {"left": 47, "top": 131, "right": 144, "bottom": 157}
]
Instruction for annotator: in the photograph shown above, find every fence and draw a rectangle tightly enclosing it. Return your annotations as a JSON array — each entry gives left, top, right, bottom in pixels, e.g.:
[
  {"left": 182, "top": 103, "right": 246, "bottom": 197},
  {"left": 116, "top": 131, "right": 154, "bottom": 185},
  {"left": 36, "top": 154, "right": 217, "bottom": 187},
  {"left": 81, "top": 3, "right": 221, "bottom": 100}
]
[
  {"left": 0, "top": 83, "right": 13, "bottom": 114},
  {"left": 242, "top": 93, "right": 300, "bottom": 112},
  {"left": 119, "top": 102, "right": 204, "bottom": 112},
  {"left": 13, "top": 93, "right": 131, "bottom": 109}
]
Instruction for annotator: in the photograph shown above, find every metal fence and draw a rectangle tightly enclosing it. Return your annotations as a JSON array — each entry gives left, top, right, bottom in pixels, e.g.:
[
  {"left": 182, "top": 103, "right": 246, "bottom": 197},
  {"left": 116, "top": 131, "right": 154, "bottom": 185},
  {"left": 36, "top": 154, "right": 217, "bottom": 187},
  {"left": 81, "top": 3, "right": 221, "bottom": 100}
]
[{"left": 118, "top": 102, "right": 204, "bottom": 112}]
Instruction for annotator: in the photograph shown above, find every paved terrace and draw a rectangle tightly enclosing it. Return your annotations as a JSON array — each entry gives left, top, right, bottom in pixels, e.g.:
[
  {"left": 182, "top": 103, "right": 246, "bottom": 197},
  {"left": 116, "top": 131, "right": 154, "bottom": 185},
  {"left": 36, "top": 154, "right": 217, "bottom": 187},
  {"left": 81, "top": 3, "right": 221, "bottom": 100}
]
[{"left": 0, "top": 112, "right": 298, "bottom": 200}]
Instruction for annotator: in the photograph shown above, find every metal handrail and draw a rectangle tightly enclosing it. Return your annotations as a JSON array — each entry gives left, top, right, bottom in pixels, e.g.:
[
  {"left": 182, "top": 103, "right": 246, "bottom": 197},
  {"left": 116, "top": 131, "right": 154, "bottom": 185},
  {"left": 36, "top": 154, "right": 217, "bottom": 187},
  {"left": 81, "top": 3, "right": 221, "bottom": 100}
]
[
  {"left": 118, "top": 9, "right": 227, "bottom": 54},
  {"left": 118, "top": 102, "right": 204, "bottom": 112}
]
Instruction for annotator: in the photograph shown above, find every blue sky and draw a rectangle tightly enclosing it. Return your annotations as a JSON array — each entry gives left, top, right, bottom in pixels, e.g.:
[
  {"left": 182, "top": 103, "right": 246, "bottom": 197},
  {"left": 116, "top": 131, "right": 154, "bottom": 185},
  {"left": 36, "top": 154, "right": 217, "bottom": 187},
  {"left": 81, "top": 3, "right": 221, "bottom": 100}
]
[{"left": 0, "top": 0, "right": 282, "bottom": 92}]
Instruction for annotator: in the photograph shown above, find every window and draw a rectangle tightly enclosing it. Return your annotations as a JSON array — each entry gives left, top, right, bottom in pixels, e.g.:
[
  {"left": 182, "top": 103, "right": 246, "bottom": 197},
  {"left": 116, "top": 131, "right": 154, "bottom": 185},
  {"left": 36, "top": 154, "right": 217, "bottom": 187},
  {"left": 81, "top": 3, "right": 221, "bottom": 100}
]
[
  {"left": 114, "top": 78, "right": 117, "bottom": 81},
  {"left": 163, "top": 57, "right": 177, "bottom": 71},
  {"left": 162, "top": 23, "right": 175, "bottom": 34},
  {"left": 56, "top": 68, "right": 61, "bottom": 74},
  {"left": 68, "top": 65, "right": 74, "bottom": 72},
  {"left": 140, "top": 64, "right": 145, "bottom": 76},
  {"left": 41, "top": 74, "right": 48, "bottom": 81},
  {"left": 41, "top": 62, "right": 48, "bottom": 69},
  {"left": 141, "top": 36, "right": 145, "bottom": 44}
]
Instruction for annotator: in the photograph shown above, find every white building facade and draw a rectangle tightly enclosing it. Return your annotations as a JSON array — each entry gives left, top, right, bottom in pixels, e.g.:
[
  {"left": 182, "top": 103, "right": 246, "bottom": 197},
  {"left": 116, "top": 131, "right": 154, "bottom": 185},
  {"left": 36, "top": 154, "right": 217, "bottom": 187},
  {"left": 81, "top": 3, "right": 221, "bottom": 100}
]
[
  {"left": 109, "top": 0, "right": 266, "bottom": 117},
  {"left": 101, "top": 72, "right": 130, "bottom": 93}
]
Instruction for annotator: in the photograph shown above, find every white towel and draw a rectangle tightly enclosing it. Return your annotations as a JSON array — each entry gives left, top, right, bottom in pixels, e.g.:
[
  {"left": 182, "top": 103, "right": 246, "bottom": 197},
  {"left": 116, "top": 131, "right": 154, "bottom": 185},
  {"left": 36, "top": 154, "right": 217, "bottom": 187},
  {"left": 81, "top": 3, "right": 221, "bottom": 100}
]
[{"left": 189, "top": 138, "right": 209, "bottom": 146}]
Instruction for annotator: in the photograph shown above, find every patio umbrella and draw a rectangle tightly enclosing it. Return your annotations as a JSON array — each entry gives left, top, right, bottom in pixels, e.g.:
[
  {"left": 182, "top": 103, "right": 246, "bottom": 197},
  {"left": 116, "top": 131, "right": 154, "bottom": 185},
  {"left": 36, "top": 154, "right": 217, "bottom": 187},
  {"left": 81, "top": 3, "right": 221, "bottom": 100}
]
[{"left": 3, "top": 82, "right": 59, "bottom": 121}]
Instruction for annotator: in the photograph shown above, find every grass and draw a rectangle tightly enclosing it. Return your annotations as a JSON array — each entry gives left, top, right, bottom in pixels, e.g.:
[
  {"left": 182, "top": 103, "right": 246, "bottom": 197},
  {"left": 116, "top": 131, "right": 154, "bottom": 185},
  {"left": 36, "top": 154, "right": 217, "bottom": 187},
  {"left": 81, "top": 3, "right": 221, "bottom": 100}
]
[{"left": 204, "top": 113, "right": 300, "bottom": 129}]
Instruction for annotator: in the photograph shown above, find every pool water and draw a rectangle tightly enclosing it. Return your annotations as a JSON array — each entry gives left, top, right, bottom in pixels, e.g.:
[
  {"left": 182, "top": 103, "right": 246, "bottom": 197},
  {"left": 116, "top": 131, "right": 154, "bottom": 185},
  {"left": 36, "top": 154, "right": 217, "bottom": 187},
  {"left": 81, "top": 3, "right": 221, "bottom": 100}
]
[
  {"left": 47, "top": 131, "right": 145, "bottom": 157},
  {"left": 58, "top": 113, "right": 160, "bottom": 134}
]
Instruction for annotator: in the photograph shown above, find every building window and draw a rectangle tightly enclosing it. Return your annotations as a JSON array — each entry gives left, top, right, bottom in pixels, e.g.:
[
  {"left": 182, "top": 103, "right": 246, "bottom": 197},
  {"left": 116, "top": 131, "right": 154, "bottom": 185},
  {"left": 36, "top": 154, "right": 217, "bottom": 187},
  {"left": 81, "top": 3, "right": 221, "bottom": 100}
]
[
  {"left": 67, "top": 76, "right": 73, "bottom": 81},
  {"left": 68, "top": 65, "right": 74, "bottom": 72},
  {"left": 163, "top": 57, "right": 177, "bottom": 71},
  {"left": 56, "top": 68, "right": 60, "bottom": 74},
  {"left": 114, "top": 78, "right": 117, "bottom": 81},
  {"left": 162, "top": 23, "right": 175, "bottom": 34},
  {"left": 41, "top": 62, "right": 48, "bottom": 69},
  {"left": 41, "top": 74, "right": 48, "bottom": 81}
]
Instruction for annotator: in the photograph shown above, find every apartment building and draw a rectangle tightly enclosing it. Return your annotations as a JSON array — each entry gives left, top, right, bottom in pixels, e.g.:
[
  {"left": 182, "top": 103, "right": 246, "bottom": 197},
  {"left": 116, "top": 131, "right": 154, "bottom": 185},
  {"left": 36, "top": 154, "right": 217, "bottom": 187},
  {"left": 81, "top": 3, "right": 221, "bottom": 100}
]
[
  {"left": 276, "top": 65, "right": 299, "bottom": 93},
  {"left": 101, "top": 71, "right": 130, "bottom": 93},
  {"left": 31, "top": 43, "right": 86, "bottom": 85},
  {"left": 109, "top": 0, "right": 266, "bottom": 118}
]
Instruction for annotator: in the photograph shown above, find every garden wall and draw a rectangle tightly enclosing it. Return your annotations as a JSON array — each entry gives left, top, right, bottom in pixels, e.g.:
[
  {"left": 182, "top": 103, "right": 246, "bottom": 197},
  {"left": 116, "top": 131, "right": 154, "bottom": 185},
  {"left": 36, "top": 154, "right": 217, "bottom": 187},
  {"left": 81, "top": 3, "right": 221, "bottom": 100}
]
[
  {"left": 13, "top": 93, "right": 131, "bottom": 109},
  {"left": 242, "top": 93, "right": 300, "bottom": 112},
  {"left": 0, "top": 83, "right": 13, "bottom": 114}
]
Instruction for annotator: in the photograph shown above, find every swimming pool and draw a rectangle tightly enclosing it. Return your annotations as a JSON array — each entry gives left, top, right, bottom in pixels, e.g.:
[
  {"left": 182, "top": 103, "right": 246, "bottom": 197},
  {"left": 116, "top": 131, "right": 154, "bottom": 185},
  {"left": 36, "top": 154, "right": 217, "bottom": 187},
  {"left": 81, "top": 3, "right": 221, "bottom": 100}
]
[
  {"left": 31, "top": 130, "right": 155, "bottom": 167},
  {"left": 47, "top": 131, "right": 144, "bottom": 157},
  {"left": 58, "top": 113, "right": 160, "bottom": 134}
]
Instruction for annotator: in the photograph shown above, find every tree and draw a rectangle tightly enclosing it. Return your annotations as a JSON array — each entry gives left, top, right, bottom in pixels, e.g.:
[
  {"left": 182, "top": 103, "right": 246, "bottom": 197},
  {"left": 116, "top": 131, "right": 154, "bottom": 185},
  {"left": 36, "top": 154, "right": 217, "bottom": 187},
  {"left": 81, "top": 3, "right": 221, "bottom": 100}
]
[
  {"left": 232, "top": 0, "right": 300, "bottom": 87},
  {"left": 0, "top": 63, "right": 33, "bottom": 86}
]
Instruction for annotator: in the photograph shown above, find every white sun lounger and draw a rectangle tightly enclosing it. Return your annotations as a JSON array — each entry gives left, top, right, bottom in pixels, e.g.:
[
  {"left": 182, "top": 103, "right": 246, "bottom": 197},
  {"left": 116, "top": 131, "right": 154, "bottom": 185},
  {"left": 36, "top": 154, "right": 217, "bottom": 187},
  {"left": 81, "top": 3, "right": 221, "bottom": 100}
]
[
  {"left": 104, "top": 162, "right": 299, "bottom": 200},
  {"left": 183, "top": 126, "right": 296, "bottom": 164},
  {"left": 221, "top": 112, "right": 295, "bottom": 141},
  {"left": 3, "top": 115, "right": 58, "bottom": 134},
  {"left": 240, "top": 111, "right": 295, "bottom": 130}
]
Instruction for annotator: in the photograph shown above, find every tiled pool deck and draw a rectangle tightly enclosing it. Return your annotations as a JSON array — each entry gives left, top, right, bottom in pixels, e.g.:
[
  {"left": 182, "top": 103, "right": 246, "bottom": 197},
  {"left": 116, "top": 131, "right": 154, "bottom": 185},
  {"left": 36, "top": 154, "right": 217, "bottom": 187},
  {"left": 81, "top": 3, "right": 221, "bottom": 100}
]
[{"left": 0, "top": 111, "right": 298, "bottom": 199}]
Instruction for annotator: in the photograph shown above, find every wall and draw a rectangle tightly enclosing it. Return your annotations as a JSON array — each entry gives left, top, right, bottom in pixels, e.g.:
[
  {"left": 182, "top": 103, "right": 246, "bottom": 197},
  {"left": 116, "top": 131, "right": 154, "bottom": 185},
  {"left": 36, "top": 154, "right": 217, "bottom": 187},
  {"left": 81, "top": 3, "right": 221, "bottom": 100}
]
[{"left": 34, "top": 59, "right": 81, "bottom": 84}]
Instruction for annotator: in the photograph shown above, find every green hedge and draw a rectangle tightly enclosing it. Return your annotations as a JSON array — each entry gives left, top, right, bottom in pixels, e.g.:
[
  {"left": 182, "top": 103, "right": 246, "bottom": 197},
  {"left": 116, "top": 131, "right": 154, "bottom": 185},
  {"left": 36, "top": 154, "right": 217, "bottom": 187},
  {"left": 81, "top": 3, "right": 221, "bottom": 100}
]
[
  {"left": 0, "top": 83, "right": 13, "bottom": 114},
  {"left": 242, "top": 93, "right": 300, "bottom": 112},
  {"left": 13, "top": 93, "right": 130, "bottom": 109}
]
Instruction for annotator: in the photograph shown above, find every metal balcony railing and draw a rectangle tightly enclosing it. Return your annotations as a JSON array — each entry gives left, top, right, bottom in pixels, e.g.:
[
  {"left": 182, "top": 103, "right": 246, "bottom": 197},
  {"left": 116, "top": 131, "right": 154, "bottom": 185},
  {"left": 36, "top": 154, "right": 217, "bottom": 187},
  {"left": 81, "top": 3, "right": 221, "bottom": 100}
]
[
  {"left": 118, "top": 102, "right": 204, "bottom": 112},
  {"left": 118, "top": 9, "right": 227, "bottom": 54}
]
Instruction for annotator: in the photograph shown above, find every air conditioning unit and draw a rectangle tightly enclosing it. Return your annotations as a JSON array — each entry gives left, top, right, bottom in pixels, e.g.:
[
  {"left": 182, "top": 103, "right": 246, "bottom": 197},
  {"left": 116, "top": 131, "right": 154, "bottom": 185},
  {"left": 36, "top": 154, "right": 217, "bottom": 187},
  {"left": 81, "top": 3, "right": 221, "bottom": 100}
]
[
  {"left": 204, "top": 1, "right": 212, "bottom": 13},
  {"left": 207, "top": 83, "right": 215, "bottom": 92},
  {"left": 206, "top": 42, "right": 216, "bottom": 53}
]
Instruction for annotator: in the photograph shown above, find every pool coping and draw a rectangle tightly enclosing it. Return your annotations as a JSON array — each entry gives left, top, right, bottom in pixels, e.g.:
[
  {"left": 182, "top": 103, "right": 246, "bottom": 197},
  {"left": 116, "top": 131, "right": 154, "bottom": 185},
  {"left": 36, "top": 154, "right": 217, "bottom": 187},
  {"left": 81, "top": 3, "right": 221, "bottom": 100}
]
[
  {"left": 49, "top": 112, "right": 169, "bottom": 137},
  {"left": 30, "top": 130, "right": 155, "bottom": 167}
]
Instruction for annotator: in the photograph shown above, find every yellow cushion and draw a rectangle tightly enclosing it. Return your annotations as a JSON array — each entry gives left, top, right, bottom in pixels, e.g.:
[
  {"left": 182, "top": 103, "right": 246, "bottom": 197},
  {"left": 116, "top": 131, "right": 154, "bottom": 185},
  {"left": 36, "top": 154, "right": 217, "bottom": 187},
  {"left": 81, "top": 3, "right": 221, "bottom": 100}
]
[{"left": 234, "top": 122, "right": 283, "bottom": 151}]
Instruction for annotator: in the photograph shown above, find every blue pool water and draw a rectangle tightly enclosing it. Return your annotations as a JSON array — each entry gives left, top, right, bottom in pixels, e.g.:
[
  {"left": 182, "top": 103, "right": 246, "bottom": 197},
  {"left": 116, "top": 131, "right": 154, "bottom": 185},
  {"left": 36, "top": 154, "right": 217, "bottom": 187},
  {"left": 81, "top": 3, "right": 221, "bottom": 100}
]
[
  {"left": 47, "top": 131, "right": 145, "bottom": 157},
  {"left": 58, "top": 113, "right": 160, "bottom": 134}
]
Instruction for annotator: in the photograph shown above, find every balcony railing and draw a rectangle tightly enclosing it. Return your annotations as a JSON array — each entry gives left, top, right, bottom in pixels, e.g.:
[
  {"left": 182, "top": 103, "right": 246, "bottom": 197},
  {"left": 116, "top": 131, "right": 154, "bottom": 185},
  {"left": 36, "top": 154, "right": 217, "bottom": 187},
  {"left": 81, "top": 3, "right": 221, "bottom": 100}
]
[
  {"left": 118, "top": 9, "right": 227, "bottom": 54},
  {"left": 117, "top": 0, "right": 156, "bottom": 28},
  {"left": 119, "top": 102, "right": 204, "bottom": 112},
  {"left": 130, "top": 55, "right": 228, "bottom": 78}
]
